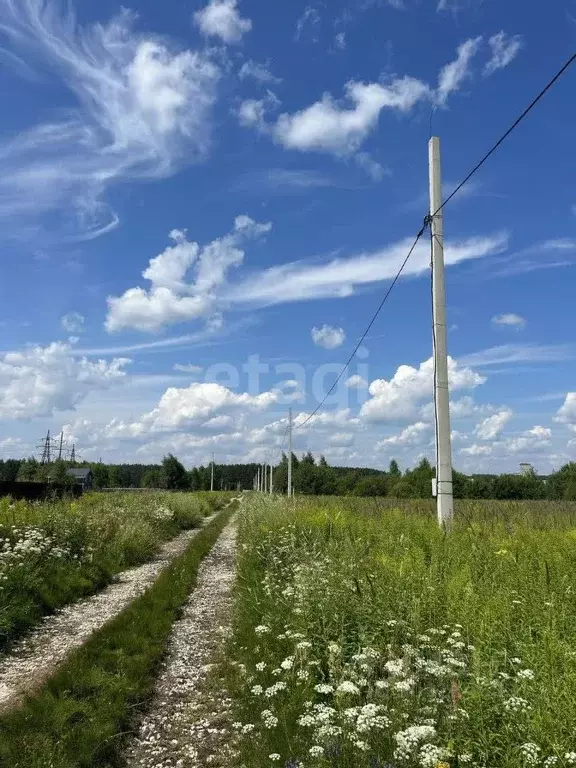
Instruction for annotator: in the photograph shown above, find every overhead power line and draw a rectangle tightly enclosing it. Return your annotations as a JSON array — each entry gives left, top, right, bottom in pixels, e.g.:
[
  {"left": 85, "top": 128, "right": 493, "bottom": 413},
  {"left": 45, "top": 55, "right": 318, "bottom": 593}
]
[
  {"left": 294, "top": 50, "right": 576, "bottom": 431},
  {"left": 435, "top": 51, "right": 576, "bottom": 214},
  {"left": 296, "top": 223, "right": 428, "bottom": 430}
]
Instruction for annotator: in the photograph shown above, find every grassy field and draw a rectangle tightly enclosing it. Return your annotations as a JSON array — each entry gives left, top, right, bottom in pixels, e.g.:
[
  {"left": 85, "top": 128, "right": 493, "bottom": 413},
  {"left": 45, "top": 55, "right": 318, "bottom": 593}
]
[
  {"left": 0, "top": 490, "right": 232, "bottom": 650},
  {"left": 225, "top": 495, "right": 576, "bottom": 768}
]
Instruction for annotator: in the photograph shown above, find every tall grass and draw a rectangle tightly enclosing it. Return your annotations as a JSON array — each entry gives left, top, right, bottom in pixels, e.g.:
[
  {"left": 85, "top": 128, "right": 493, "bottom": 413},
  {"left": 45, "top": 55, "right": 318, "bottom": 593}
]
[
  {"left": 0, "top": 503, "right": 236, "bottom": 768},
  {"left": 225, "top": 496, "right": 576, "bottom": 767},
  {"left": 0, "top": 491, "right": 232, "bottom": 651}
]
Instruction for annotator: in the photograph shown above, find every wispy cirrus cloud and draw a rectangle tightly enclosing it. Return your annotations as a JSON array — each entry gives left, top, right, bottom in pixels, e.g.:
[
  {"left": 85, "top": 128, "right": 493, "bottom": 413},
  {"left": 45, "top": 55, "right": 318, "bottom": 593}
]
[
  {"left": 226, "top": 232, "right": 508, "bottom": 307},
  {"left": 234, "top": 168, "right": 337, "bottom": 193},
  {"left": 436, "top": 36, "right": 482, "bottom": 105},
  {"left": 0, "top": 0, "right": 220, "bottom": 241},
  {"left": 481, "top": 238, "right": 576, "bottom": 278},
  {"left": 484, "top": 31, "right": 523, "bottom": 76},
  {"left": 238, "top": 59, "right": 281, "bottom": 84},
  {"left": 459, "top": 343, "right": 576, "bottom": 368}
]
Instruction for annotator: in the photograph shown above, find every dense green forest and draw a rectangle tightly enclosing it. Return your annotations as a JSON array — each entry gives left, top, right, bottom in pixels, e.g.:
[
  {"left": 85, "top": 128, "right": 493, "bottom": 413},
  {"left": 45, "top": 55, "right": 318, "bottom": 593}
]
[{"left": 2, "top": 452, "right": 576, "bottom": 500}]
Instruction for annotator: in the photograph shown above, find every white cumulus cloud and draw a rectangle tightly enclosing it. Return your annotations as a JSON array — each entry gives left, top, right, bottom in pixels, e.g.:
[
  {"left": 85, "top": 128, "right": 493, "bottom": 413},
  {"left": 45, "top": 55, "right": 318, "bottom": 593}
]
[
  {"left": 361, "top": 357, "right": 485, "bottom": 423},
  {"left": 376, "top": 421, "right": 432, "bottom": 449},
  {"left": 474, "top": 408, "right": 513, "bottom": 440},
  {"left": 556, "top": 393, "right": 576, "bottom": 430},
  {"left": 106, "top": 215, "right": 271, "bottom": 333},
  {"left": 274, "top": 77, "right": 430, "bottom": 155},
  {"left": 194, "top": 0, "right": 252, "bottom": 44},
  {"left": 0, "top": 342, "right": 129, "bottom": 420},
  {"left": 61, "top": 312, "right": 85, "bottom": 333},
  {"left": 491, "top": 313, "right": 526, "bottom": 330},
  {"left": 143, "top": 382, "right": 277, "bottom": 430},
  {"left": 345, "top": 374, "right": 368, "bottom": 389},
  {"left": 237, "top": 90, "right": 280, "bottom": 131},
  {"left": 311, "top": 325, "right": 346, "bottom": 350}
]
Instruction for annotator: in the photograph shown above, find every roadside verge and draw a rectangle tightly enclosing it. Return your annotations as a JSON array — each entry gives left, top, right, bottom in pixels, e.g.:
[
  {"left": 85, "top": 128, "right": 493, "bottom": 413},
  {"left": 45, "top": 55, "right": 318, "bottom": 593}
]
[{"left": 0, "top": 501, "right": 237, "bottom": 768}]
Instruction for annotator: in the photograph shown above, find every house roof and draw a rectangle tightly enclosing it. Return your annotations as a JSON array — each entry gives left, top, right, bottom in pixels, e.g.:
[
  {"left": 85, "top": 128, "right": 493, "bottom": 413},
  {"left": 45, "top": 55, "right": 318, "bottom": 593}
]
[{"left": 66, "top": 468, "right": 92, "bottom": 479}]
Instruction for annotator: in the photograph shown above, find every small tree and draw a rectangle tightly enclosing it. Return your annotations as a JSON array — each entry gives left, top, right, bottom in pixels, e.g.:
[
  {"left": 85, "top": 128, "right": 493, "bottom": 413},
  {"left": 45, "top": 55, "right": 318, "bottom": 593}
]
[
  {"left": 108, "top": 465, "right": 122, "bottom": 488},
  {"left": 51, "top": 460, "right": 74, "bottom": 487},
  {"left": 142, "top": 468, "right": 166, "bottom": 489},
  {"left": 162, "top": 454, "right": 188, "bottom": 490},
  {"left": 353, "top": 476, "right": 388, "bottom": 497},
  {"left": 91, "top": 463, "right": 109, "bottom": 489},
  {"left": 16, "top": 458, "right": 40, "bottom": 482}
]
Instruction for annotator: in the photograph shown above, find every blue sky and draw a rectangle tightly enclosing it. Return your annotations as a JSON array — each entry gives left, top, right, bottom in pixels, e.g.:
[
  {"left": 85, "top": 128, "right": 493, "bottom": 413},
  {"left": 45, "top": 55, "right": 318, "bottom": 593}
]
[{"left": 0, "top": 0, "right": 575, "bottom": 473}]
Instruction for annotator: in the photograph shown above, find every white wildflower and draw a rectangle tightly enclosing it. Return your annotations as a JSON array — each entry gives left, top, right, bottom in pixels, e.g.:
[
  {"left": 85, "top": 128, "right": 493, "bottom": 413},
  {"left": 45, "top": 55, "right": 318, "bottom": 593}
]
[
  {"left": 394, "top": 678, "right": 415, "bottom": 692},
  {"left": 517, "top": 668, "right": 535, "bottom": 680},
  {"left": 504, "top": 696, "right": 531, "bottom": 713},
  {"left": 261, "top": 710, "right": 278, "bottom": 728},
  {"left": 336, "top": 681, "right": 360, "bottom": 695},
  {"left": 419, "top": 743, "right": 451, "bottom": 768},
  {"left": 385, "top": 659, "right": 404, "bottom": 676},
  {"left": 520, "top": 743, "right": 540, "bottom": 766}
]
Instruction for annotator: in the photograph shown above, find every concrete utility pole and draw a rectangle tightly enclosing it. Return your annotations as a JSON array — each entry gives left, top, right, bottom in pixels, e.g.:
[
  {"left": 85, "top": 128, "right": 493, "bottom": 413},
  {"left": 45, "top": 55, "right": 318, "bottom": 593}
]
[
  {"left": 429, "top": 136, "right": 454, "bottom": 528},
  {"left": 269, "top": 464, "right": 273, "bottom": 494},
  {"left": 257, "top": 466, "right": 260, "bottom": 492},
  {"left": 288, "top": 407, "right": 293, "bottom": 497},
  {"left": 262, "top": 463, "right": 267, "bottom": 493},
  {"left": 57, "top": 431, "right": 64, "bottom": 461},
  {"left": 210, "top": 452, "right": 215, "bottom": 492}
]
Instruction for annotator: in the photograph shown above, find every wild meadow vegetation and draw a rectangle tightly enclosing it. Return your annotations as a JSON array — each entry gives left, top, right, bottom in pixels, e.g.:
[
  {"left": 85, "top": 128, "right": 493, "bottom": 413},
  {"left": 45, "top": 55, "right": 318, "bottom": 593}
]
[
  {"left": 0, "top": 490, "right": 231, "bottom": 650},
  {"left": 0, "top": 503, "right": 236, "bottom": 768},
  {"left": 226, "top": 495, "right": 576, "bottom": 768}
]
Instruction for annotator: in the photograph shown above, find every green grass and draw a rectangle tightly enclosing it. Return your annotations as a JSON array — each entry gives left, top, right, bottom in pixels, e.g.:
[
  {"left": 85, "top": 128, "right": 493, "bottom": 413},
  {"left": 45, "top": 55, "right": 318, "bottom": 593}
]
[
  {"left": 224, "top": 495, "right": 576, "bottom": 768},
  {"left": 0, "top": 501, "right": 236, "bottom": 768},
  {"left": 0, "top": 491, "right": 232, "bottom": 652}
]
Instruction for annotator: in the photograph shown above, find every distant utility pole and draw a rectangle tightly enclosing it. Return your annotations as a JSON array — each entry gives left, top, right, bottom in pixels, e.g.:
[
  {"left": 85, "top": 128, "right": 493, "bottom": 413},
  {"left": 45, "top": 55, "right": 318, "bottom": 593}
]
[
  {"left": 269, "top": 464, "right": 273, "bottom": 495},
  {"left": 57, "top": 431, "right": 64, "bottom": 461},
  {"left": 70, "top": 444, "right": 76, "bottom": 464},
  {"left": 262, "top": 463, "right": 267, "bottom": 493},
  {"left": 256, "top": 466, "right": 260, "bottom": 491},
  {"left": 429, "top": 136, "right": 454, "bottom": 529},
  {"left": 211, "top": 452, "right": 215, "bottom": 492},
  {"left": 288, "top": 407, "right": 293, "bottom": 497}
]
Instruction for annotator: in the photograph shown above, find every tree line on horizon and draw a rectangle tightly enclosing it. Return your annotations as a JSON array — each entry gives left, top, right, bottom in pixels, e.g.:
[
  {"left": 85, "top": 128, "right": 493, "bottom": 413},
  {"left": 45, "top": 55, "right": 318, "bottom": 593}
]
[{"left": 1, "top": 452, "right": 576, "bottom": 501}]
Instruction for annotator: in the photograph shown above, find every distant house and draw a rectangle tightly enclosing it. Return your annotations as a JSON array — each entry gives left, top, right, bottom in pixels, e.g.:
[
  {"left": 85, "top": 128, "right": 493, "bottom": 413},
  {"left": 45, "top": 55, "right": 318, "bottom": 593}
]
[{"left": 66, "top": 468, "right": 93, "bottom": 490}]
